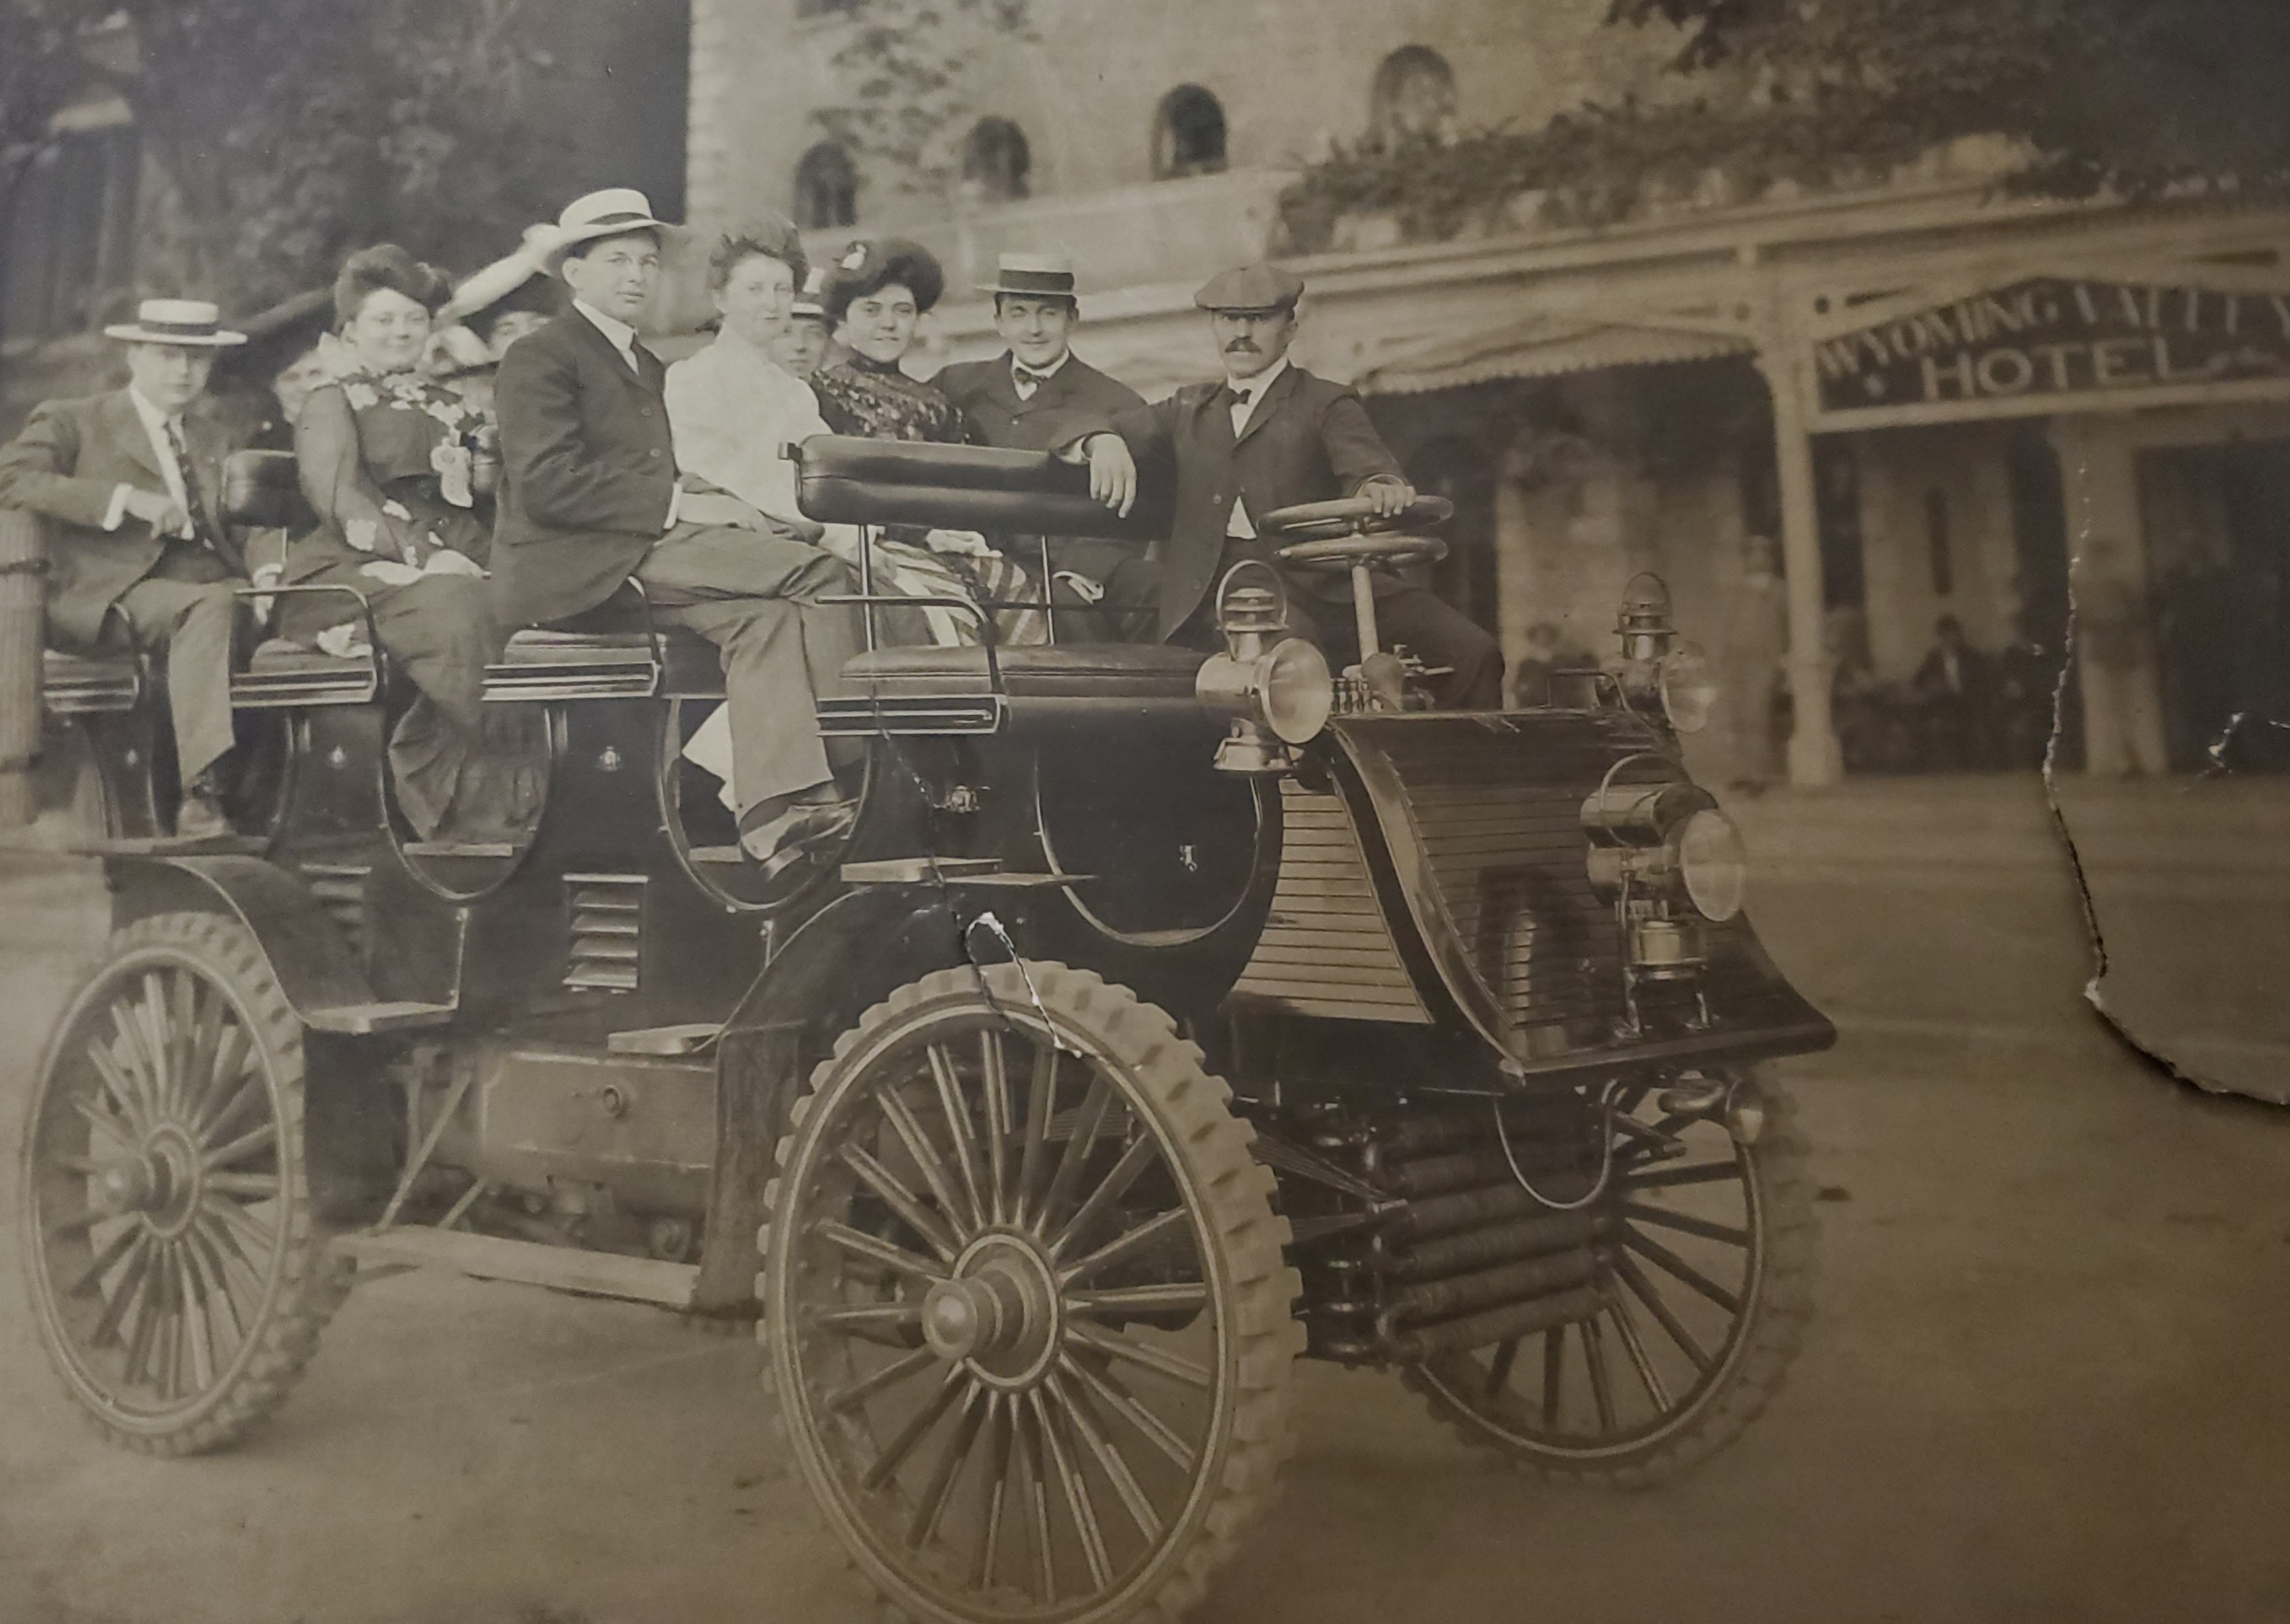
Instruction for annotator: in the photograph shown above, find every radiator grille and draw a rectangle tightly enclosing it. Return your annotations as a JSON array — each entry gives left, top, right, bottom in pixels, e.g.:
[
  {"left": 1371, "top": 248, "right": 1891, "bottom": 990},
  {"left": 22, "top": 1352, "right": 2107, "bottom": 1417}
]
[
  {"left": 564, "top": 872, "right": 646, "bottom": 993},
  {"left": 1231, "top": 780, "right": 1429, "bottom": 1024},
  {"left": 1360, "top": 718, "right": 1786, "bottom": 1039}
]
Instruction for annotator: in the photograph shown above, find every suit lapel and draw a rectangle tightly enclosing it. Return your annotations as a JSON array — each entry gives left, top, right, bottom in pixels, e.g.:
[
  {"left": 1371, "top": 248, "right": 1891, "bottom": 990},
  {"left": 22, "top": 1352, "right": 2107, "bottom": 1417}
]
[
  {"left": 101, "top": 390, "right": 167, "bottom": 485},
  {"left": 1232, "top": 364, "right": 1298, "bottom": 450},
  {"left": 991, "top": 355, "right": 1037, "bottom": 421},
  {"left": 1187, "top": 382, "right": 1236, "bottom": 456},
  {"left": 562, "top": 310, "right": 660, "bottom": 398}
]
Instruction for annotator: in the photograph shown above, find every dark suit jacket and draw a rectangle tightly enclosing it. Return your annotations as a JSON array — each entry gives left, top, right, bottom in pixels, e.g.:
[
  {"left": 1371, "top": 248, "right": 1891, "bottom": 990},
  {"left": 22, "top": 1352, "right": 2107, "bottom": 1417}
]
[
  {"left": 491, "top": 310, "right": 679, "bottom": 627},
  {"left": 0, "top": 389, "right": 240, "bottom": 647},
  {"left": 936, "top": 351, "right": 1145, "bottom": 453},
  {"left": 1058, "top": 363, "right": 1404, "bottom": 639}
]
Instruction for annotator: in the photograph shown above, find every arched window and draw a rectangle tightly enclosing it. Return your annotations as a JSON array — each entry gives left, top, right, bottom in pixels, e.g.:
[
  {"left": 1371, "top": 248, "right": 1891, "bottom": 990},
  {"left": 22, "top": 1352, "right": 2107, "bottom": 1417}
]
[
  {"left": 1370, "top": 46, "right": 1457, "bottom": 146},
  {"left": 961, "top": 117, "right": 1032, "bottom": 203},
  {"left": 793, "top": 141, "right": 858, "bottom": 230},
  {"left": 1153, "top": 85, "right": 1227, "bottom": 180}
]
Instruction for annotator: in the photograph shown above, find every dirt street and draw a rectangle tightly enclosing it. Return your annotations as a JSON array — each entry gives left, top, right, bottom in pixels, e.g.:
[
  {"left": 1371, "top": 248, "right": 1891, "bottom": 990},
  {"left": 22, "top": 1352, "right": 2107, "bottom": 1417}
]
[{"left": 2, "top": 860, "right": 2287, "bottom": 1624}]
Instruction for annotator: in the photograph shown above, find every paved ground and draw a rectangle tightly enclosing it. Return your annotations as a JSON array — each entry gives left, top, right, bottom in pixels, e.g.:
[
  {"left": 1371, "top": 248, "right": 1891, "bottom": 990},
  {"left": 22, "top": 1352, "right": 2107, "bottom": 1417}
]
[{"left": 3, "top": 850, "right": 2287, "bottom": 1624}]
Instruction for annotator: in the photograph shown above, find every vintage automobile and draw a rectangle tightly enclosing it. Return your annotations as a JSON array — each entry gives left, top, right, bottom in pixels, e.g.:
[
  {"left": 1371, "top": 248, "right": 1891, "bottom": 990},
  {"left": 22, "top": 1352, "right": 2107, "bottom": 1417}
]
[{"left": 11, "top": 438, "right": 1831, "bottom": 1624}]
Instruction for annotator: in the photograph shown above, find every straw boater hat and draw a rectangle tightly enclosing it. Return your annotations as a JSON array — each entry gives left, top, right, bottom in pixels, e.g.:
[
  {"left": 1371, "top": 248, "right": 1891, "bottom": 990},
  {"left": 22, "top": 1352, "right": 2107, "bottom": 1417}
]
[
  {"left": 543, "top": 187, "right": 675, "bottom": 274},
  {"left": 103, "top": 298, "right": 247, "bottom": 347},
  {"left": 977, "top": 251, "right": 1079, "bottom": 300}
]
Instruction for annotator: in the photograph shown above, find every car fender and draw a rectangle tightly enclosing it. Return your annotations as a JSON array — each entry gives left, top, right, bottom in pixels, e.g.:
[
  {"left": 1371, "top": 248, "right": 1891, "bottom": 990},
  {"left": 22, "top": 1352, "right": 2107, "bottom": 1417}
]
[
  {"left": 692, "top": 883, "right": 977, "bottom": 1315},
  {"left": 105, "top": 854, "right": 377, "bottom": 1022}
]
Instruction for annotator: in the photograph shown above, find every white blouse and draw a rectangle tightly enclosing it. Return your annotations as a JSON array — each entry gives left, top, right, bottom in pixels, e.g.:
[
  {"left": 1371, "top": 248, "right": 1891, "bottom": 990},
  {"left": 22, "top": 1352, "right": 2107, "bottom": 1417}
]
[{"left": 663, "top": 332, "right": 839, "bottom": 531}]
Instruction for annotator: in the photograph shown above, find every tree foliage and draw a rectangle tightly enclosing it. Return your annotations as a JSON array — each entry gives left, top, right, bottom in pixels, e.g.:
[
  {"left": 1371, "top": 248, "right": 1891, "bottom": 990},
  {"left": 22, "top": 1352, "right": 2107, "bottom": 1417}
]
[
  {"left": 1282, "top": 0, "right": 2290, "bottom": 252},
  {"left": 3, "top": 0, "right": 573, "bottom": 312},
  {"left": 1616, "top": 0, "right": 2290, "bottom": 199},
  {"left": 809, "top": 0, "right": 1033, "bottom": 206}
]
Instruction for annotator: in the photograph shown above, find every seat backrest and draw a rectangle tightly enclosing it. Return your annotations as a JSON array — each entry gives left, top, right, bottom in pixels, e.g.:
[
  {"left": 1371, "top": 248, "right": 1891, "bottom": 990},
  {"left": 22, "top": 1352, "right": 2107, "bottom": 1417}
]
[
  {"left": 222, "top": 448, "right": 314, "bottom": 532},
  {"left": 793, "top": 435, "right": 1171, "bottom": 541}
]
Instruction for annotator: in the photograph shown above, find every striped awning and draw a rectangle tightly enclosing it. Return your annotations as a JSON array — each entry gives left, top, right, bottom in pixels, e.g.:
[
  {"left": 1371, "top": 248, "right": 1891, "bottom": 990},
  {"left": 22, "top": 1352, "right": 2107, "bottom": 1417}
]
[{"left": 1350, "top": 314, "right": 1755, "bottom": 396}]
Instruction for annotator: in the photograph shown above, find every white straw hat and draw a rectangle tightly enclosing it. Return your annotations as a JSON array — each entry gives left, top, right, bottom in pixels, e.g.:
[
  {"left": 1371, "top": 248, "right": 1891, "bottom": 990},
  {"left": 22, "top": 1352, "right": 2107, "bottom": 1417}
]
[{"left": 103, "top": 298, "right": 247, "bottom": 347}]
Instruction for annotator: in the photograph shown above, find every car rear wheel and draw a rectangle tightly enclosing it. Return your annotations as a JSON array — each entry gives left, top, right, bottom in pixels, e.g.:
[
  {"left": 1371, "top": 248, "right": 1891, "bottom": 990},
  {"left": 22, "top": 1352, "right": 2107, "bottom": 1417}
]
[{"left": 18, "top": 911, "right": 347, "bottom": 1453}]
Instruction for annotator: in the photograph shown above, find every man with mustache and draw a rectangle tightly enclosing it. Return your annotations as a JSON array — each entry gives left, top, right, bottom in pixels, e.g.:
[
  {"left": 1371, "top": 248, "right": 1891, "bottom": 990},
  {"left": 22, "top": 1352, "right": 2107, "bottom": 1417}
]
[{"left": 1061, "top": 263, "right": 1500, "bottom": 707}]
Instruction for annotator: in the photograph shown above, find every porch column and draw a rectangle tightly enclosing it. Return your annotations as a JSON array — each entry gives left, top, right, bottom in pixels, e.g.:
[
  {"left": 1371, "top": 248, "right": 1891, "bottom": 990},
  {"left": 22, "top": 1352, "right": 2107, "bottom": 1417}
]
[
  {"left": 2050, "top": 416, "right": 2168, "bottom": 776},
  {"left": 1755, "top": 302, "right": 1845, "bottom": 787}
]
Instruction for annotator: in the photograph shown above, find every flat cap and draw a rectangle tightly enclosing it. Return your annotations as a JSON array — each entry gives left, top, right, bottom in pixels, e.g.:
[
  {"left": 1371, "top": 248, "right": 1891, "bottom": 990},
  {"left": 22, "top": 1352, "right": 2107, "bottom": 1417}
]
[{"left": 1193, "top": 263, "right": 1305, "bottom": 313}]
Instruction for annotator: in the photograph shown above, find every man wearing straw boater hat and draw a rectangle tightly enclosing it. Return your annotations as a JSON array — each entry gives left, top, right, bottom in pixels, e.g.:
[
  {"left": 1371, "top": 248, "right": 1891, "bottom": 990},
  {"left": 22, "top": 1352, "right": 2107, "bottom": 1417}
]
[
  {"left": 936, "top": 251, "right": 1155, "bottom": 639},
  {"left": 489, "top": 187, "right": 863, "bottom": 878},
  {"left": 0, "top": 298, "right": 254, "bottom": 837}
]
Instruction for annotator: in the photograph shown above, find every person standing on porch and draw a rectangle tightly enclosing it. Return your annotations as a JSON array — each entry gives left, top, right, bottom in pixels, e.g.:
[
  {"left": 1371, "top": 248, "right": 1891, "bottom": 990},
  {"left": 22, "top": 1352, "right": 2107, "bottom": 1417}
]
[
  {"left": 1722, "top": 533, "right": 1789, "bottom": 791},
  {"left": 2076, "top": 531, "right": 2168, "bottom": 778}
]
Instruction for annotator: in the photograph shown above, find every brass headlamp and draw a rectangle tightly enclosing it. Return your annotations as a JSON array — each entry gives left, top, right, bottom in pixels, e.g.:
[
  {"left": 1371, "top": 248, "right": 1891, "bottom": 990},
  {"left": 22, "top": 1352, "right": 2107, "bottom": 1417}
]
[
  {"left": 1614, "top": 571, "right": 1718, "bottom": 734},
  {"left": 1196, "top": 562, "right": 1331, "bottom": 774}
]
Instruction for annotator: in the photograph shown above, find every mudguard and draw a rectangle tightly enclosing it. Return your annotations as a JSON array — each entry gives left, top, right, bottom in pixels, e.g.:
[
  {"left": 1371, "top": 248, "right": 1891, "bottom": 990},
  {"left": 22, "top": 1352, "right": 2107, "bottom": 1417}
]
[
  {"left": 105, "top": 854, "right": 378, "bottom": 1022},
  {"left": 691, "top": 882, "right": 979, "bottom": 1314}
]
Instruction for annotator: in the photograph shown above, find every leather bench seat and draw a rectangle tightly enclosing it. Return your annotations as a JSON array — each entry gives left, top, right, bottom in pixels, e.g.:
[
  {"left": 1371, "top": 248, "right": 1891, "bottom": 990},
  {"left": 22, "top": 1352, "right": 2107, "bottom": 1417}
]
[
  {"left": 835, "top": 643, "right": 1206, "bottom": 701},
  {"left": 231, "top": 637, "right": 379, "bottom": 707},
  {"left": 486, "top": 625, "right": 725, "bottom": 700},
  {"left": 42, "top": 648, "right": 140, "bottom": 714}
]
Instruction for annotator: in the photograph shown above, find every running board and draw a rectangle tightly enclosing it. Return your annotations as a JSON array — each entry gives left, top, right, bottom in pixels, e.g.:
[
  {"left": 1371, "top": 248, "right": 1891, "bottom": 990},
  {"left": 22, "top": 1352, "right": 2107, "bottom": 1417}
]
[
  {"left": 335, "top": 1226, "right": 699, "bottom": 1308},
  {"left": 304, "top": 1001, "right": 457, "bottom": 1036}
]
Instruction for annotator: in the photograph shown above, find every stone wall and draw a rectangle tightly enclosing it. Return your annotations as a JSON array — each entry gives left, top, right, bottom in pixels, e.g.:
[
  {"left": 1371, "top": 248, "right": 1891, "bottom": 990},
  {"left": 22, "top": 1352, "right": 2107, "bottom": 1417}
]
[{"left": 687, "top": 0, "right": 1677, "bottom": 258}]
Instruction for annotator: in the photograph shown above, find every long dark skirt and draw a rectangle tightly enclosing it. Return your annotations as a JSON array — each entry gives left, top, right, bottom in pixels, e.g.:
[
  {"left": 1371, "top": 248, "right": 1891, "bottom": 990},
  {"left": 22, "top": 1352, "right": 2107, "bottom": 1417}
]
[{"left": 277, "top": 544, "right": 541, "bottom": 841}]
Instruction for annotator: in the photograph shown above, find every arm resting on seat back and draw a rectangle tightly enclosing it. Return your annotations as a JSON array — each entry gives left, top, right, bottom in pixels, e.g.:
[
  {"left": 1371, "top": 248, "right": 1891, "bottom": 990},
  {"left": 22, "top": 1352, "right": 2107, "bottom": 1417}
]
[
  {"left": 0, "top": 402, "right": 117, "bottom": 532},
  {"left": 496, "top": 341, "right": 676, "bottom": 535}
]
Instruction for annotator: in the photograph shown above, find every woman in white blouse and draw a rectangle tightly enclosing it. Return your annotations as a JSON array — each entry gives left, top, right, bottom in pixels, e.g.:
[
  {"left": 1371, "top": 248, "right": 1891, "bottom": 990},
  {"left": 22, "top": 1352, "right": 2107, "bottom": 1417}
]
[{"left": 664, "top": 219, "right": 1037, "bottom": 649}]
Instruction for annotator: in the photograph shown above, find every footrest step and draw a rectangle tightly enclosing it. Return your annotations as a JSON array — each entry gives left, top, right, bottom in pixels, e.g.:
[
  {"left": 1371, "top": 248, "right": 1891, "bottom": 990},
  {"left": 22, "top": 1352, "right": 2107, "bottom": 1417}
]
[
  {"left": 842, "top": 856, "right": 1002, "bottom": 883},
  {"left": 402, "top": 840, "right": 521, "bottom": 858},
  {"left": 607, "top": 1022, "right": 723, "bottom": 1056},
  {"left": 304, "top": 1000, "right": 457, "bottom": 1035},
  {"left": 335, "top": 1227, "right": 697, "bottom": 1308}
]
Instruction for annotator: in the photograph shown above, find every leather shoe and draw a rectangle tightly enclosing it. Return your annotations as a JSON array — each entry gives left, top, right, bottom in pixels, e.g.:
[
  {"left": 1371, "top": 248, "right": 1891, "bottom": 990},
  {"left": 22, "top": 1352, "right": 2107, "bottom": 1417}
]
[
  {"left": 738, "top": 797, "right": 858, "bottom": 878},
  {"left": 175, "top": 785, "right": 232, "bottom": 842}
]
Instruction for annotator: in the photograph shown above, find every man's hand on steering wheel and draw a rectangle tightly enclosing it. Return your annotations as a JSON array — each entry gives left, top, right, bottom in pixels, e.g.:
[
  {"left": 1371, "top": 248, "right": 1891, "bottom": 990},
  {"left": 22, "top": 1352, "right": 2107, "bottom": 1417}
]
[{"left": 1362, "top": 476, "right": 1416, "bottom": 521}]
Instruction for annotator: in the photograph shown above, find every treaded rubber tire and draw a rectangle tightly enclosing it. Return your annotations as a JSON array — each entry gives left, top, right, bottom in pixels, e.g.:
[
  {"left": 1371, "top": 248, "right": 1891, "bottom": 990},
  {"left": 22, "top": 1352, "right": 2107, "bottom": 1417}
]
[
  {"left": 1400, "top": 1075, "right": 1816, "bottom": 1488},
  {"left": 19, "top": 910, "right": 349, "bottom": 1455},
  {"left": 759, "top": 960, "right": 1305, "bottom": 1624}
]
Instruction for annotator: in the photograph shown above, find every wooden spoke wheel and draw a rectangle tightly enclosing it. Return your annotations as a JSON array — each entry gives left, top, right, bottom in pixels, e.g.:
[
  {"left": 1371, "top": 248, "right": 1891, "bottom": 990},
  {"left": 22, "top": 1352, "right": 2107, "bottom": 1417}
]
[
  {"left": 18, "top": 912, "right": 346, "bottom": 1453},
  {"left": 1402, "top": 1070, "right": 1814, "bottom": 1485},
  {"left": 762, "top": 963, "right": 1302, "bottom": 1624}
]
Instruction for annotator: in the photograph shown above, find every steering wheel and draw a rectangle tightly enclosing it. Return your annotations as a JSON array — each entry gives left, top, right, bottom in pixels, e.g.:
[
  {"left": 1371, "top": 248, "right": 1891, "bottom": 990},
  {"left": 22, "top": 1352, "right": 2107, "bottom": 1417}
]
[{"left": 1266, "top": 494, "right": 1453, "bottom": 576}]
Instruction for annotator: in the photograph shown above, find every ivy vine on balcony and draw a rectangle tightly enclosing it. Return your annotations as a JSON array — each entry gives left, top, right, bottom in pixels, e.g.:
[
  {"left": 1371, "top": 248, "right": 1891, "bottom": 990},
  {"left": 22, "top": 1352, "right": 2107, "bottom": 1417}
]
[{"left": 1276, "top": 94, "right": 1966, "bottom": 257}]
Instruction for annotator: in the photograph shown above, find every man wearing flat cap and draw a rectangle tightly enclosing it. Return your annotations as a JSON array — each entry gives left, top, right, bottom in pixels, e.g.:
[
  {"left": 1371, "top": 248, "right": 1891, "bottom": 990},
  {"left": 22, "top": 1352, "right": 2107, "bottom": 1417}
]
[
  {"left": 936, "top": 253, "right": 1155, "bottom": 638},
  {"left": 0, "top": 298, "right": 255, "bottom": 836},
  {"left": 1061, "top": 263, "right": 1501, "bottom": 705},
  {"left": 490, "top": 188, "right": 863, "bottom": 877}
]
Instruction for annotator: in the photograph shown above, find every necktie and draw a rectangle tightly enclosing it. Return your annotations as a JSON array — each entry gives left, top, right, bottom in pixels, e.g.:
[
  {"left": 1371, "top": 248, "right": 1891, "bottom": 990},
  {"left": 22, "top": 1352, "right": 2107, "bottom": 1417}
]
[{"left": 162, "top": 418, "right": 216, "bottom": 551}]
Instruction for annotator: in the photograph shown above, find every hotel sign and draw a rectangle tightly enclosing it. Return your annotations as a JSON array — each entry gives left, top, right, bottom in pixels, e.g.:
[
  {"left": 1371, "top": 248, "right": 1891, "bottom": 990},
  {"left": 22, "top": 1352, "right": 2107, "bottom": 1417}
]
[{"left": 1813, "top": 277, "right": 2290, "bottom": 423}]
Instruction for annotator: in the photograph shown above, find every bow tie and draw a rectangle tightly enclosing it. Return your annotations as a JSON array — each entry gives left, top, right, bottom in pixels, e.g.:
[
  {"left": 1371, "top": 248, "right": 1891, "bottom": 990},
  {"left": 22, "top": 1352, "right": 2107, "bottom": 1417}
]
[
  {"left": 1014, "top": 363, "right": 1059, "bottom": 387},
  {"left": 1217, "top": 382, "right": 1258, "bottom": 411}
]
